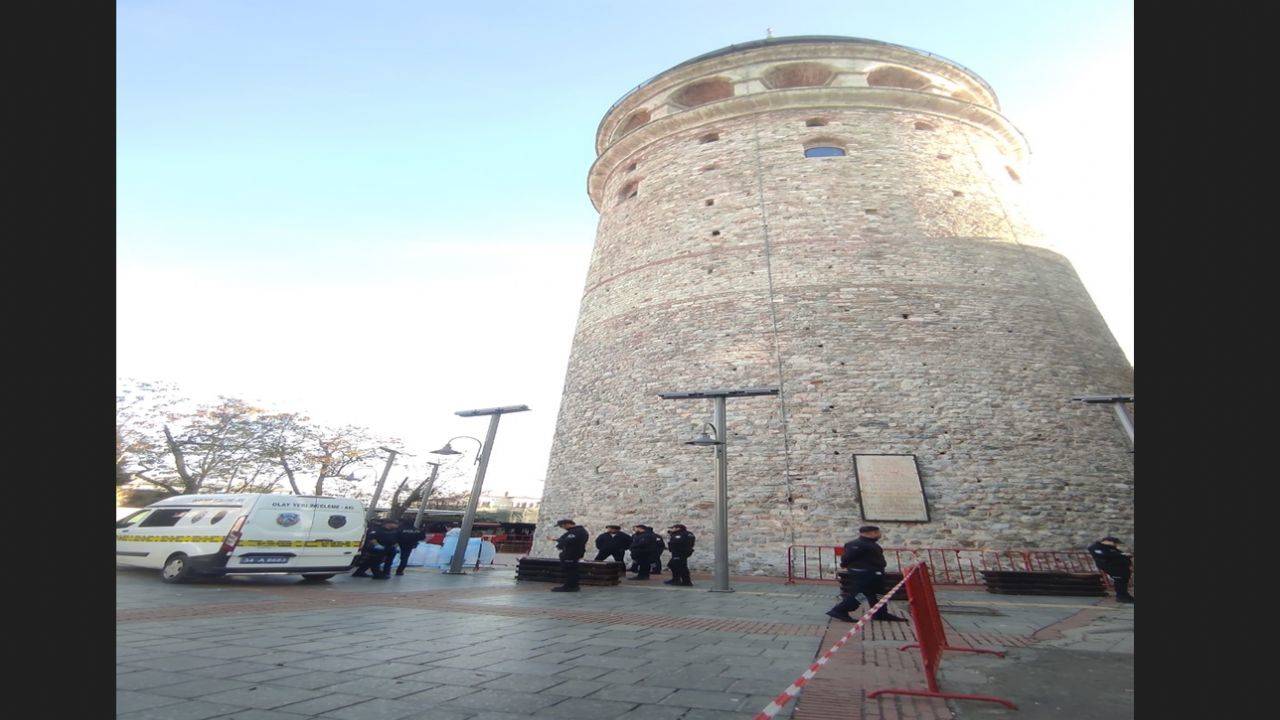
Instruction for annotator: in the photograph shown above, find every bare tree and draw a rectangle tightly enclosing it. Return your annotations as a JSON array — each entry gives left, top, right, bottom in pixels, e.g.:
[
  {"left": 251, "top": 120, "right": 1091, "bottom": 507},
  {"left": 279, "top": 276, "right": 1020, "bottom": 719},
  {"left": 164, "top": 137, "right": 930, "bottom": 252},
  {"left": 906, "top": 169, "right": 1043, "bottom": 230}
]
[
  {"left": 257, "top": 412, "right": 311, "bottom": 495},
  {"left": 117, "top": 379, "right": 400, "bottom": 500},
  {"left": 118, "top": 389, "right": 269, "bottom": 496},
  {"left": 305, "top": 425, "right": 381, "bottom": 496},
  {"left": 116, "top": 379, "right": 185, "bottom": 489}
]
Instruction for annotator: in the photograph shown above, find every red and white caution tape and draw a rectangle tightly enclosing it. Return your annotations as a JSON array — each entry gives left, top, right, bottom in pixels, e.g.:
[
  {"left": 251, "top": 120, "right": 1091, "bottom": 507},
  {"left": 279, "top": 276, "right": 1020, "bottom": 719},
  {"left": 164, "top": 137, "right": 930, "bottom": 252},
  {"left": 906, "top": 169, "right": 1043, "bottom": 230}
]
[{"left": 752, "top": 567, "right": 916, "bottom": 720}]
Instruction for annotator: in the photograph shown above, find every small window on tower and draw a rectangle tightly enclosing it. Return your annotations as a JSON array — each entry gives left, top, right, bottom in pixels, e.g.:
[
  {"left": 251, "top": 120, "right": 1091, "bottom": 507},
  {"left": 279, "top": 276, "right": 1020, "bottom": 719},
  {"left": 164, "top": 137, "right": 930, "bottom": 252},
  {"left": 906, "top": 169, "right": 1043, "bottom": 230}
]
[
  {"left": 699, "top": 132, "right": 720, "bottom": 144},
  {"left": 617, "top": 179, "right": 640, "bottom": 203},
  {"left": 804, "top": 146, "right": 846, "bottom": 158}
]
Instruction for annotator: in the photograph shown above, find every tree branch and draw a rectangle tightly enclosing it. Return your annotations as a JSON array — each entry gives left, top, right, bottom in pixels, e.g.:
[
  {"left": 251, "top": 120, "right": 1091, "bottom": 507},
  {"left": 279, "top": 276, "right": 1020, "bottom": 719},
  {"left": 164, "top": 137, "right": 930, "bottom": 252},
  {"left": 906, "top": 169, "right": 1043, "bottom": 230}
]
[
  {"left": 280, "top": 457, "right": 302, "bottom": 495},
  {"left": 162, "top": 425, "right": 195, "bottom": 492},
  {"left": 132, "top": 473, "right": 180, "bottom": 495}
]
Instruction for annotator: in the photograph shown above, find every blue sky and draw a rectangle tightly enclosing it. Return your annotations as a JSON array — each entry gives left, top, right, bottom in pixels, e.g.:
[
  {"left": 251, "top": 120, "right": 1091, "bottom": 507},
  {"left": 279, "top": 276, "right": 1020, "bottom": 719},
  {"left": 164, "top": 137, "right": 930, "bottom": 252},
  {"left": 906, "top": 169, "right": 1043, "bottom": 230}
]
[{"left": 117, "top": 1, "right": 1133, "bottom": 497}]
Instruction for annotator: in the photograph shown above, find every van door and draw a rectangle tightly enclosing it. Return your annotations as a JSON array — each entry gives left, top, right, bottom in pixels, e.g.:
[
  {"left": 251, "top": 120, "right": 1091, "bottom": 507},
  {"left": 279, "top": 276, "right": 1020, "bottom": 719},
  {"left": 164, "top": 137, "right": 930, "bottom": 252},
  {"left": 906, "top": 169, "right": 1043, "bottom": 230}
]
[
  {"left": 116, "top": 509, "right": 155, "bottom": 566},
  {"left": 302, "top": 499, "right": 365, "bottom": 570},
  {"left": 228, "top": 497, "right": 315, "bottom": 571},
  {"left": 128, "top": 507, "right": 197, "bottom": 568}
]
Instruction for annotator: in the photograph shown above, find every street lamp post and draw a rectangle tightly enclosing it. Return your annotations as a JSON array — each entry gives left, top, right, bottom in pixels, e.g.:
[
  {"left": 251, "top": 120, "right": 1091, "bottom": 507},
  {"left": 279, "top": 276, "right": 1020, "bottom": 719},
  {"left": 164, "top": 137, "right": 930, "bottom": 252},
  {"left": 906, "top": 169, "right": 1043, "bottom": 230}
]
[
  {"left": 413, "top": 461, "right": 443, "bottom": 530},
  {"left": 439, "top": 405, "right": 530, "bottom": 574},
  {"left": 1072, "top": 395, "right": 1134, "bottom": 450},
  {"left": 365, "top": 447, "right": 402, "bottom": 522},
  {"left": 659, "top": 387, "right": 779, "bottom": 593}
]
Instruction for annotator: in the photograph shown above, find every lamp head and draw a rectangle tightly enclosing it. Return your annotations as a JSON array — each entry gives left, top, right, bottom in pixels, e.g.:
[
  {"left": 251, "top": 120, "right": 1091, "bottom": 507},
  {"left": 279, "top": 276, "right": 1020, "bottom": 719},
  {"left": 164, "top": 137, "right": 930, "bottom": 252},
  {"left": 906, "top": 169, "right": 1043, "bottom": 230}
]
[
  {"left": 430, "top": 442, "right": 462, "bottom": 456},
  {"left": 685, "top": 429, "right": 722, "bottom": 447}
]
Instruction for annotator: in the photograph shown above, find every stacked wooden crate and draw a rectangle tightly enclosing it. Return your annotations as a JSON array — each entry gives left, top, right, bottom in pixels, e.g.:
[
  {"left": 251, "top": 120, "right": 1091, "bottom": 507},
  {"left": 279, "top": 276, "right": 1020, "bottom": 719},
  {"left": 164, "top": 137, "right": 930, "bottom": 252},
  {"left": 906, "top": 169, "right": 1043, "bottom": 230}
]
[
  {"left": 980, "top": 570, "right": 1107, "bottom": 596},
  {"left": 515, "top": 557, "right": 625, "bottom": 586}
]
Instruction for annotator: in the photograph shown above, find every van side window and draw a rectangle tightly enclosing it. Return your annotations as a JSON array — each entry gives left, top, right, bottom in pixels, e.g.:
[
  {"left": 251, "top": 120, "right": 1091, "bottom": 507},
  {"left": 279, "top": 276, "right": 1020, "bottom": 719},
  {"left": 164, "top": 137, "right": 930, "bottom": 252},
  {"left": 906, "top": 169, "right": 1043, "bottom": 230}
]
[
  {"left": 209, "top": 511, "right": 228, "bottom": 524},
  {"left": 116, "top": 509, "right": 153, "bottom": 528},
  {"left": 187, "top": 511, "right": 206, "bottom": 523},
  {"left": 138, "top": 509, "right": 191, "bottom": 528}
]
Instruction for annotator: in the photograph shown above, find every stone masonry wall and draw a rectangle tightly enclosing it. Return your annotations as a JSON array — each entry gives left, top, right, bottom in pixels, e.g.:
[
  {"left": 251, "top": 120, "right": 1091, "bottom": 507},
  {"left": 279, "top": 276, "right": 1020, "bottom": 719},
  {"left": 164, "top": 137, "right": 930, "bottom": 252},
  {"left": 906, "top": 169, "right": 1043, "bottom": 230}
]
[{"left": 534, "top": 42, "right": 1133, "bottom": 576}]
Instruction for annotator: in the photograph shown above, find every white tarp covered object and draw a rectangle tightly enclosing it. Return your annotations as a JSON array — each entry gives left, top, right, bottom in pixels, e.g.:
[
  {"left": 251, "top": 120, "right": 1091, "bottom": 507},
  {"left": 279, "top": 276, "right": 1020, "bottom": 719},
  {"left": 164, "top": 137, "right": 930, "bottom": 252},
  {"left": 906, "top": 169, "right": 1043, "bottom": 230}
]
[{"left": 407, "top": 528, "right": 496, "bottom": 569}]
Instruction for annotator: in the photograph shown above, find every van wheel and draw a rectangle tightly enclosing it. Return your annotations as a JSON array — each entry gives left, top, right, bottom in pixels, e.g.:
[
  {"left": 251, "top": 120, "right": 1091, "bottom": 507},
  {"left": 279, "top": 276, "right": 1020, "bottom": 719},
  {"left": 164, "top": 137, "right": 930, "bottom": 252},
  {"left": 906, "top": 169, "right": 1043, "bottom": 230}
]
[
  {"left": 301, "top": 574, "right": 335, "bottom": 582},
  {"left": 161, "top": 553, "right": 194, "bottom": 584}
]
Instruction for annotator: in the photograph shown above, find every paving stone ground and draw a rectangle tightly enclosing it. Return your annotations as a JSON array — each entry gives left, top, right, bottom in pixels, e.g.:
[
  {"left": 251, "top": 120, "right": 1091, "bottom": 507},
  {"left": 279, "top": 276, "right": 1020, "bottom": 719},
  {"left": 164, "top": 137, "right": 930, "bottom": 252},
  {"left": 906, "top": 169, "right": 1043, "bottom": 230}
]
[{"left": 116, "top": 564, "right": 1132, "bottom": 720}]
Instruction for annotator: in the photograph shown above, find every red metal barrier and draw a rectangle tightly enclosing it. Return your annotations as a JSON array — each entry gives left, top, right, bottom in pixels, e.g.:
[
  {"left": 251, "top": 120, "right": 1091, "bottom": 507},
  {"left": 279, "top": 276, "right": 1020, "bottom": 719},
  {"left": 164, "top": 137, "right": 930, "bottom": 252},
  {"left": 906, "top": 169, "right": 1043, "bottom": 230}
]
[
  {"left": 867, "top": 563, "right": 1016, "bottom": 709},
  {"left": 495, "top": 538, "right": 533, "bottom": 554},
  {"left": 787, "top": 545, "right": 1132, "bottom": 589}
]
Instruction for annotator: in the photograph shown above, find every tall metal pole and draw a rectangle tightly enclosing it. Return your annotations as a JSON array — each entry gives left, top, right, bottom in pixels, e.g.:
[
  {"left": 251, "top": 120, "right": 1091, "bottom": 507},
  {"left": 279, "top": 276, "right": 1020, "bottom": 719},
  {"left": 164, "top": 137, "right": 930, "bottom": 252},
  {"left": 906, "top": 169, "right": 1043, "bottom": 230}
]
[
  {"left": 658, "top": 388, "right": 777, "bottom": 594},
  {"left": 413, "top": 462, "right": 442, "bottom": 530},
  {"left": 1071, "top": 395, "right": 1134, "bottom": 451},
  {"left": 446, "top": 414, "right": 502, "bottom": 574},
  {"left": 365, "top": 448, "right": 400, "bottom": 521},
  {"left": 711, "top": 396, "right": 732, "bottom": 593},
  {"left": 1111, "top": 402, "right": 1135, "bottom": 448}
]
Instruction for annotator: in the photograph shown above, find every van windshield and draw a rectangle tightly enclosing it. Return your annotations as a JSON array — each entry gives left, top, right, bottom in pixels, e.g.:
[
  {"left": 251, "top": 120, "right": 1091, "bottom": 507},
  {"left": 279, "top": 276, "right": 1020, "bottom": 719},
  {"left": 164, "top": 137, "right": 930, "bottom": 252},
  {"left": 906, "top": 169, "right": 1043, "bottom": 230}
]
[{"left": 116, "top": 509, "right": 153, "bottom": 528}]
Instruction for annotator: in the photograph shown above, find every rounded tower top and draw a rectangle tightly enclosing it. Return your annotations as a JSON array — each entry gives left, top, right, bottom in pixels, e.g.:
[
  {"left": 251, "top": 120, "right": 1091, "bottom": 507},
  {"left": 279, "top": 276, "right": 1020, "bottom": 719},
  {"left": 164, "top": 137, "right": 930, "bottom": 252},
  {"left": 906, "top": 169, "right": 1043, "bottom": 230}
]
[{"left": 588, "top": 35, "right": 1029, "bottom": 210}]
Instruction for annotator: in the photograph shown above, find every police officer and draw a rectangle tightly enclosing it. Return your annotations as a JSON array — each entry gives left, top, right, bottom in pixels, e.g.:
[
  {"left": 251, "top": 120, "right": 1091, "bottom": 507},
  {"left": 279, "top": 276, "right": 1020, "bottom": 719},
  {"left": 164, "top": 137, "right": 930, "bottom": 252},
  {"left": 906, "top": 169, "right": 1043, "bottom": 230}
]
[
  {"left": 549, "top": 519, "right": 588, "bottom": 592},
  {"left": 627, "top": 525, "right": 645, "bottom": 573},
  {"left": 628, "top": 524, "right": 660, "bottom": 580},
  {"left": 825, "top": 526, "right": 907, "bottom": 622},
  {"left": 394, "top": 519, "right": 426, "bottom": 576},
  {"left": 651, "top": 526, "right": 666, "bottom": 576},
  {"left": 350, "top": 518, "right": 383, "bottom": 578},
  {"left": 594, "top": 525, "right": 631, "bottom": 563},
  {"left": 1088, "top": 536, "right": 1135, "bottom": 603},
  {"left": 663, "top": 524, "right": 696, "bottom": 586},
  {"left": 353, "top": 518, "right": 400, "bottom": 580}
]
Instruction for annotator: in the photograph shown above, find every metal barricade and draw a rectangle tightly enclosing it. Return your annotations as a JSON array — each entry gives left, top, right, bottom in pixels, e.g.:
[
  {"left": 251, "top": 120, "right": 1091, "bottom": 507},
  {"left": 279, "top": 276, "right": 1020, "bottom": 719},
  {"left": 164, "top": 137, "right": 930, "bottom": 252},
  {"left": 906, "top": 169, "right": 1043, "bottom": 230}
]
[
  {"left": 786, "top": 544, "right": 1133, "bottom": 588},
  {"left": 867, "top": 563, "right": 1016, "bottom": 709}
]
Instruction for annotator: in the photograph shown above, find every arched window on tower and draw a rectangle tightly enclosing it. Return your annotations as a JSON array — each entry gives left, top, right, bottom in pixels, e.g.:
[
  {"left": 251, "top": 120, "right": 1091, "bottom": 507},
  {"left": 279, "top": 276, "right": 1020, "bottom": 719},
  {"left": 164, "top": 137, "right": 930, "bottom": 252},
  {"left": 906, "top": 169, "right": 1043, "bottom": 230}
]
[
  {"left": 804, "top": 145, "right": 846, "bottom": 158},
  {"left": 866, "top": 65, "right": 932, "bottom": 91},
  {"left": 671, "top": 77, "right": 734, "bottom": 108},
  {"left": 616, "top": 109, "right": 651, "bottom": 138}
]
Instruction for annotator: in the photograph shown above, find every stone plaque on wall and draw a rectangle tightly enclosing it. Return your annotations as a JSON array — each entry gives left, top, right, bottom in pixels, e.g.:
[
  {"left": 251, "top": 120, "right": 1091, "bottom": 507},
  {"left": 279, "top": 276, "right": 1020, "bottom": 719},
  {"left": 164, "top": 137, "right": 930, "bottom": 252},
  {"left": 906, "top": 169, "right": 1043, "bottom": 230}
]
[{"left": 854, "top": 454, "right": 929, "bottom": 522}]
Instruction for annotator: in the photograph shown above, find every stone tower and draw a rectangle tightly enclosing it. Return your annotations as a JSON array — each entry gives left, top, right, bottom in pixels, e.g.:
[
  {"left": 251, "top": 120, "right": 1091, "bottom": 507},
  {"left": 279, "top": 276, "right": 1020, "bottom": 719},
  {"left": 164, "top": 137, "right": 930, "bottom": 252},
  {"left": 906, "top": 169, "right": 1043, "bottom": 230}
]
[{"left": 534, "top": 36, "right": 1133, "bottom": 575}]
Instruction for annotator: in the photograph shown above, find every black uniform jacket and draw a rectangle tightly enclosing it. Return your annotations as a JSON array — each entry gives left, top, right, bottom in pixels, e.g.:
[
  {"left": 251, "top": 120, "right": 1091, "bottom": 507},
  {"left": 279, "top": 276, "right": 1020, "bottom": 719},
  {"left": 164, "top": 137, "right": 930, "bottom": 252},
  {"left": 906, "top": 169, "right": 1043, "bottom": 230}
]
[
  {"left": 840, "top": 536, "right": 887, "bottom": 572},
  {"left": 367, "top": 528, "right": 401, "bottom": 552},
  {"left": 1087, "top": 541, "right": 1132, "bottom": 575},
  {"left": 595, "top": 531, "right": 632, "bottom": 553},
  {"left": 629, "top": 530, "right": 659, "bottom": 556},
  {"left": 654, "top": 535, "right": 666, "bottom": 555},
  {"left": 667, "top": 531, "right": 696, "bottom": 558},
  {"left": 556, "top": 525, "right": 589, "bottom": 560},
  {"left": 397, "top": 527, "right": 425, "bottom": 547}
]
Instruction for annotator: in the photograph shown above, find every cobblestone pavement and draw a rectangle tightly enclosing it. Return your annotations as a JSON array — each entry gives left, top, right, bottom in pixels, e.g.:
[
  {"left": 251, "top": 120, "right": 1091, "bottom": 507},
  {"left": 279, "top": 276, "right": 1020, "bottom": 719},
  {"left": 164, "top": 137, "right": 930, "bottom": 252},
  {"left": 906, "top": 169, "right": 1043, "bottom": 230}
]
[{"left": 116, "top": 566, "right": 1132, "bottom": 720}]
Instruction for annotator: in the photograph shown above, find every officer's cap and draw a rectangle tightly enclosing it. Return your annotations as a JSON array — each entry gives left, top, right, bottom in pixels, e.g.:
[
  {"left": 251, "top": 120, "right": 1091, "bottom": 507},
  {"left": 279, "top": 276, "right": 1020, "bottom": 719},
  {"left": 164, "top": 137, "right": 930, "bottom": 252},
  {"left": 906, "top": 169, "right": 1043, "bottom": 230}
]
[
  {"left": 1101, "top": 536, "right": 1121, "bottom": 543},
  {"left": 605, "top": 525, "right": 621, "bottom": 530},
  {"left": 555, "top": 518, "right": 575, "bottom": 527},
  {"left": 668, "top": 524, "right": 687, "bottom": 531},
  {"left": 858, "top": 525, "right": 880, "bottom": 533}
]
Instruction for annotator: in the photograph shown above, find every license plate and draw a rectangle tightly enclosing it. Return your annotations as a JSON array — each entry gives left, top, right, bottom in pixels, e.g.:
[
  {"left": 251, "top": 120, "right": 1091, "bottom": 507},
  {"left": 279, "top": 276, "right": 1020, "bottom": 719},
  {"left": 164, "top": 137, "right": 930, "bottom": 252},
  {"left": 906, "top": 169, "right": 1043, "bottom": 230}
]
[{"left": 241, "top": 556, "right": 290, "bottom": 564}]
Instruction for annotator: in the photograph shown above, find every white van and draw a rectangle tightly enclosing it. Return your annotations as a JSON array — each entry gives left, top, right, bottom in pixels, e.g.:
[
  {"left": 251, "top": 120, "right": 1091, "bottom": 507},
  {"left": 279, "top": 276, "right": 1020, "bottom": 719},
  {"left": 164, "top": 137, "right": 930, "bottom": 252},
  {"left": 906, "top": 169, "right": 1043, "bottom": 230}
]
[{"left": 115, "top": 494, "right": 366, "bottom": 583}]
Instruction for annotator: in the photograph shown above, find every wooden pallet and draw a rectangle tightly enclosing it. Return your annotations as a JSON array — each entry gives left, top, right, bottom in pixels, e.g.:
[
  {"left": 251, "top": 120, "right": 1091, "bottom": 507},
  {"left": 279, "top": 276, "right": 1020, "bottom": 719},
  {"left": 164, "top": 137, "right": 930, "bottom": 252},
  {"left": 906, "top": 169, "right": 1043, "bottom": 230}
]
[
  {"left": 980, "top": 570, "right": 1107, "bottom": 597},
  {"left": 516, "top": 557, "right": 625, "bottom": 586}
]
